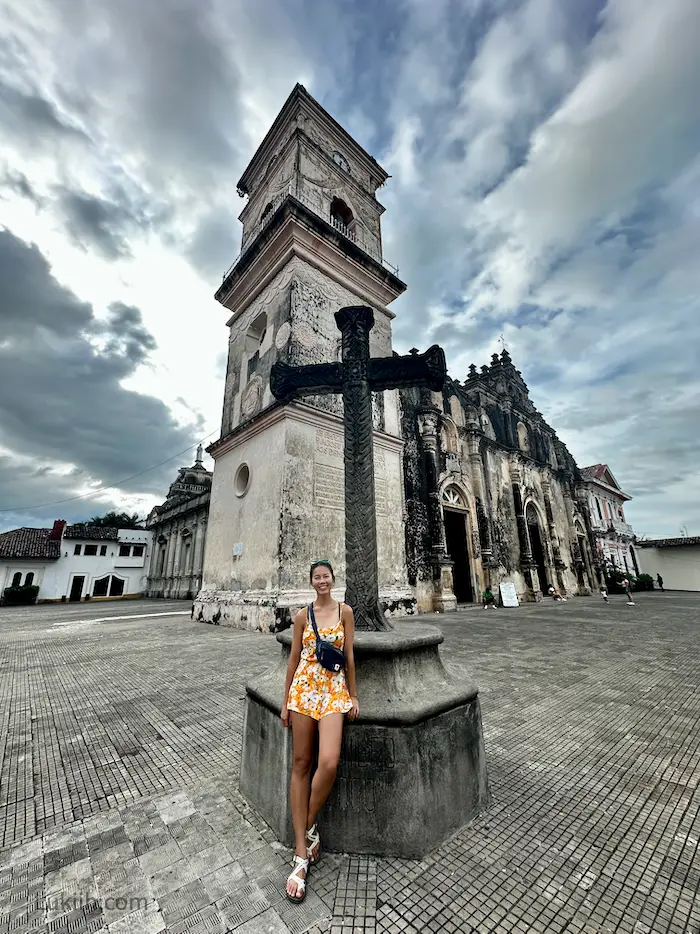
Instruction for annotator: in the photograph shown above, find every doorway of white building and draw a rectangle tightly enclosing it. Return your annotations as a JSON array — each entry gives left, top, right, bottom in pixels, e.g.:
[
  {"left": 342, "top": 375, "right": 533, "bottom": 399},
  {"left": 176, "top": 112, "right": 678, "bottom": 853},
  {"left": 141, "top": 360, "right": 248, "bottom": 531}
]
[{"left": 69, "top": 576, "right": 85, "bottom": 602}]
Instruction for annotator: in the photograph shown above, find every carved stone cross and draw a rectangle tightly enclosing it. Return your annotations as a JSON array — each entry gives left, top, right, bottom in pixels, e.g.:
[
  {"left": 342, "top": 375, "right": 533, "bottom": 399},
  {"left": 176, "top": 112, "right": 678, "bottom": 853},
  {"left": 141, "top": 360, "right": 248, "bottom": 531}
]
[{"left": 270, "top": 305, "right": 446, "bottom": 631}]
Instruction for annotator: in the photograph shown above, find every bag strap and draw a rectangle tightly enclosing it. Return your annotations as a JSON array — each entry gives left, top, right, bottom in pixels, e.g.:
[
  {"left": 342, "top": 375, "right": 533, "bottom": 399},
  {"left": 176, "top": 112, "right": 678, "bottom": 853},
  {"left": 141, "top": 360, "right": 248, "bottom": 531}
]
[{"left": 308, "top": 603, "right": 321, "bottom": 641}]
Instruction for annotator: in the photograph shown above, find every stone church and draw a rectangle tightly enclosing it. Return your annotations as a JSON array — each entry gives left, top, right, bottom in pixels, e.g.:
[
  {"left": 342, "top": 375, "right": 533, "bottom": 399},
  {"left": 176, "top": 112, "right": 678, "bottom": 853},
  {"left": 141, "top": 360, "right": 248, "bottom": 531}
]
[{"left": 194, "top": 84, "right": 599, "bottom": 630}]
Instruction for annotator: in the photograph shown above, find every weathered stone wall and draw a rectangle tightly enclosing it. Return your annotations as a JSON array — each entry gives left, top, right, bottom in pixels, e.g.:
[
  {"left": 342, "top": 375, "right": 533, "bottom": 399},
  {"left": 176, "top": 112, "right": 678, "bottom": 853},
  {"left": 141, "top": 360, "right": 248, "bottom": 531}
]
[{"left": 401, "top": 353, "right": 597, "bottom": 605}]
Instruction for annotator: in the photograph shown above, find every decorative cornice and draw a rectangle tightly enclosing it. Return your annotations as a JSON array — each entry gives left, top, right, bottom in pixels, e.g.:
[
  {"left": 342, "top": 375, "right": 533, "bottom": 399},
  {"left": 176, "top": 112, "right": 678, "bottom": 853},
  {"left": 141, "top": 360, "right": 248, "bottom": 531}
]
[
  {"left": 217, "top": 197, "right": 405, "bottom": 324},
  {"left": 208, "top": 401, "right": 404, "bottom": 460}
]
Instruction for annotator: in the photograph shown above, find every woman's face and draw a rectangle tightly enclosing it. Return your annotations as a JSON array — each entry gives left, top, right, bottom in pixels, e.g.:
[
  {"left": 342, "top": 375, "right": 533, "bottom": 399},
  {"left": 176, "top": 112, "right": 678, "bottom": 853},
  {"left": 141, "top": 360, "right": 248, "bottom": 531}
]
[{"left": 312, "top": 565, "right": 334, "bottom": 595}]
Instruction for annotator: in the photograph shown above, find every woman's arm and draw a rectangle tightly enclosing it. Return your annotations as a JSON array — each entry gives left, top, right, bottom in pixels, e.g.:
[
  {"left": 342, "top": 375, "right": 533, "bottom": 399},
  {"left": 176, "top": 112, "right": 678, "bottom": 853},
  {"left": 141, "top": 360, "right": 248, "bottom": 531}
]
[
  {"left": 281, "top": 609, "right": 305, "bottom": 727},
  {"left": 342, "top": 605, "right": 360, "bottom": 720}
]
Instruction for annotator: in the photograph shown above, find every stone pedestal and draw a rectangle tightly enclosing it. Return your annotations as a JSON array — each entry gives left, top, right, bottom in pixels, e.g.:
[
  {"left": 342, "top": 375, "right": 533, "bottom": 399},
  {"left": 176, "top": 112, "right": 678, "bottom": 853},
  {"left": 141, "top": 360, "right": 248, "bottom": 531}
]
[{"left": 240, "top": 623, "right": 490, "bottom": 858}]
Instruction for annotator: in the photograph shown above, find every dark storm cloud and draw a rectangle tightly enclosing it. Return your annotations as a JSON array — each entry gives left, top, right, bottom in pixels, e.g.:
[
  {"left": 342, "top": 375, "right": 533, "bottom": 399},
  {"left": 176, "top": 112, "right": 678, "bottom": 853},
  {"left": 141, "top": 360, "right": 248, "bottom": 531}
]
[
  {"left": 0, "top": 230, "right": 201, "bottom": 512},
  {"left": 0, "top": 169, "right": 44, "bottom": 207},
  {"left": 0, "top": 78, "right": 89, "bottom": 145},
  {"left": 184, "top": 208, "right": 242, "bottom": 283},
  {"left": 53, "top": 183, "right": 174, "bottom": 261},
  {"left": 56, "top": 190, "right": 134, "bottom": 260}
]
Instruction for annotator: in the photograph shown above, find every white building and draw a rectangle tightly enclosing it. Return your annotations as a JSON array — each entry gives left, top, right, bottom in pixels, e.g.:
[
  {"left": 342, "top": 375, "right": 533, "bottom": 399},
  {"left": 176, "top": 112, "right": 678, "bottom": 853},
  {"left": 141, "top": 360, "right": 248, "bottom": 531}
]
[
  {"left": 581, "top": 464, "right": 639, "bottom": 575},
  {"left": 0, "top": 521, "right": 152, "bottom": 603},
  {"left": 637, "top": 537, "right": 700, "bottom": 591}
]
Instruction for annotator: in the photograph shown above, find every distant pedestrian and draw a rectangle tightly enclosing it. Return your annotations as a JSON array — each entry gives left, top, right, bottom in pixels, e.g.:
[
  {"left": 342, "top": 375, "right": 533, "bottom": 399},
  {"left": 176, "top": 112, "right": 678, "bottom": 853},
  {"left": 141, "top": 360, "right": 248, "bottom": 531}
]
[
  {"left": 482, "top": 587, "right": 497, "bottom": 609},
  {"left": 656, "top": 574, "right": 664, "bottom": 592},
  {"left": 600, "top": 586, "right": 609, "bottom": 603},
  {"left": 621, "top": 577, "right": 635, "bottom": 606},
  {"left": 548, "top": 585, "right": 564, "bottom": 601}
]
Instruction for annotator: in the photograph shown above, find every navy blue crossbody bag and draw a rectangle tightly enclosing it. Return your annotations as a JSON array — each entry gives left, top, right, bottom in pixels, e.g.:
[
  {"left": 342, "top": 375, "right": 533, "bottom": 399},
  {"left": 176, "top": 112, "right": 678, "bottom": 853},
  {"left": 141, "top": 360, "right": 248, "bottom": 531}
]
[{"left": 308, "top": 603, "right": 346, "bottom": 672}]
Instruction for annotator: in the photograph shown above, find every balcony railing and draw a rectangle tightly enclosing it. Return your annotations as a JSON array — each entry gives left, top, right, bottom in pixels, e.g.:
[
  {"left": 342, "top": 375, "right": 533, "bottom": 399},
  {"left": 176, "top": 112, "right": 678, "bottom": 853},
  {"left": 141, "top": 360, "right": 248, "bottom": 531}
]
[
  {"left": 221, "top": 191, "right": 400, "bottom": 284},
  {"left": 330, "top": 214, "right": 357, "bottom": 241}
]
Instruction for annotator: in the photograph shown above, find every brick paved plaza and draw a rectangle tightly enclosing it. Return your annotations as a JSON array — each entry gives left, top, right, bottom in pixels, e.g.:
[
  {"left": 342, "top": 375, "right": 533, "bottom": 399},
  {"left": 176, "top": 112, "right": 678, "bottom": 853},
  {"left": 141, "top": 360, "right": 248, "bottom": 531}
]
[{"left": 0, "top": 594, "right": 698, "bottom": 934}]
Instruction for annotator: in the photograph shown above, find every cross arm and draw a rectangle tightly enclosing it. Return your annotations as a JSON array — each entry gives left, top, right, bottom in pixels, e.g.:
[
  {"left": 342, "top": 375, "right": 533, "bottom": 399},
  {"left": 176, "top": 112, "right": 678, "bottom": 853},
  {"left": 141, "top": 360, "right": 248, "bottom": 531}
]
[
  {"left": 368, "top": 345, "right": 447, "bottom": 393},
  {"left": 270, "top": 360, "right": 344, "bottom": 402}
]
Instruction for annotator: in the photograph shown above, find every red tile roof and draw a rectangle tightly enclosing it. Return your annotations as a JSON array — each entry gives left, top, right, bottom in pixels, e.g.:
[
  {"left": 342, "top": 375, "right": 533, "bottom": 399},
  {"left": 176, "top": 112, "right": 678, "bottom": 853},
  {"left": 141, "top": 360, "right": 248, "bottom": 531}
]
[
  {"left": 0, "top": 528, "right": 60, "bottom": 560},
  {"left": 64, "top": 525, "right": 120, "bottom": 541}
]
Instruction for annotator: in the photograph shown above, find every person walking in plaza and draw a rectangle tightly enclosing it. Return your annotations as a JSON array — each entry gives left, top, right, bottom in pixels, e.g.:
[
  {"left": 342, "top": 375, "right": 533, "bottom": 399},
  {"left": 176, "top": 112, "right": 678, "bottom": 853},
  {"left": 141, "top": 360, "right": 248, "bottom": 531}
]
[
  {"left": 657, "top": 573, "right": 664, "bottom": 592},
  {"left": 281, "top": 561, "right": 359, "bottom": 902},
  {"left": 600, "top": 585, "right": 609, "bottom": 603},
  {"left": 622, "top": 577, "right": 635, "bottom": 606}
]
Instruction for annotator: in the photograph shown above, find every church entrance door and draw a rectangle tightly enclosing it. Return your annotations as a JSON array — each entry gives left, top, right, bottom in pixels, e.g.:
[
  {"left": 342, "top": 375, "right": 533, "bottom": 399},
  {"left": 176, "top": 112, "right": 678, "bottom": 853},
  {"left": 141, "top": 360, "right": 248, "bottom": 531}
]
[
  {"left": 526, "top": 506, "right": 549, "bottom": 594},
  {"left": 444, "top": 509, "right": 474, "bottom": 603}
]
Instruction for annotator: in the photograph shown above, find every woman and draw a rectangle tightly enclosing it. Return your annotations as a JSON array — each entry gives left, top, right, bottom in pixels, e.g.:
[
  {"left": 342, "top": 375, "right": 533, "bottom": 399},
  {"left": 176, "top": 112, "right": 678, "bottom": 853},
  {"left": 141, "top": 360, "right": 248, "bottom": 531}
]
[{"left": 281, "top": 560, "right": 360, "bottom": 902}]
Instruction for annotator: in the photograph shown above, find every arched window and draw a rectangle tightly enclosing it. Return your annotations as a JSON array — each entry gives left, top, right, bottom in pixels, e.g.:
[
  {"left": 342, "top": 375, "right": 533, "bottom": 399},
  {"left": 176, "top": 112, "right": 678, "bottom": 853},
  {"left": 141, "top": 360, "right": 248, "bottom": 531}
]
[
  {"left": 260, "top": 201, "right": 273, "bottom": 224},
  {"left": 330, "top": 197, "right": 354, "bottom": 236},
  {"left": 11, "top": 572, "right": 21, "bottom": 588},
  {"left": 442, "top": 486, "right": 467, "bottom": 510},
  {"left": 245, "top": 312, "right": 268, "bottom": 382},
  {"left": 24, "top": 572, "right": 34, "bottom": 586},
  {"left": 517, "top": 422, "right": 530, "bottom": 454}
]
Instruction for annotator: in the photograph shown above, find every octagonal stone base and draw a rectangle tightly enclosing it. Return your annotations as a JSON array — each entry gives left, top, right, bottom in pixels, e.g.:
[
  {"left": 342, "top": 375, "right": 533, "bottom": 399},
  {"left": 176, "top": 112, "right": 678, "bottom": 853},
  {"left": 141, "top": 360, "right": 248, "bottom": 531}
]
[{"left": 240, "top": 623, "right": 490, "bottom": 858}]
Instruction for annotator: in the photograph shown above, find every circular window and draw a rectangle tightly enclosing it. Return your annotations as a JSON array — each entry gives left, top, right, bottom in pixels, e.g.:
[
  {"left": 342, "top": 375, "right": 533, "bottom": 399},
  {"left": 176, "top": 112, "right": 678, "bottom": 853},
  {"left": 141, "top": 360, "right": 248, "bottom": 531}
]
[{"left": 235, "top": 463, "right": 250, "bottom": 497}]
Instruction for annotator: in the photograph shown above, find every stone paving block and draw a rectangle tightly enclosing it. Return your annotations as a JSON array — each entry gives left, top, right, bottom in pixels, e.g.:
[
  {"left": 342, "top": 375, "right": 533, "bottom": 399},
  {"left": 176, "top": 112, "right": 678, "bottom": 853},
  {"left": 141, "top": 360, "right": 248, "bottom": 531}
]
[
  {"left": 107, "top": 899, "right": 166, "bottom": 934},
  {"left": 148, "top": 858, "right": 200, "bottom": 900},
  {"left": 186, "top": 842, "right": 234, "bottom": 881},
  {"left": 200, "top": 861, "right": 247, "bottom": 902},
  {"left": 137, "top": 841, "right": 183, "bottom": 877},
  {"left": 235, "top": 908, "right": 296, "bottom": 933}
]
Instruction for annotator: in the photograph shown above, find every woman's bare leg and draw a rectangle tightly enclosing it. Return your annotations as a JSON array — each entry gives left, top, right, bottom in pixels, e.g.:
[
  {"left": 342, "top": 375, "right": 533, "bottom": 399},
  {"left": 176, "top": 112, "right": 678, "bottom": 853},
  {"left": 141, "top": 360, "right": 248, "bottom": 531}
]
[
  {"left": 288, "top": 712, "right": 316, "bottom": 898},
  {"left": 307, "top": 713, "right": 344, "bottom": 833}
]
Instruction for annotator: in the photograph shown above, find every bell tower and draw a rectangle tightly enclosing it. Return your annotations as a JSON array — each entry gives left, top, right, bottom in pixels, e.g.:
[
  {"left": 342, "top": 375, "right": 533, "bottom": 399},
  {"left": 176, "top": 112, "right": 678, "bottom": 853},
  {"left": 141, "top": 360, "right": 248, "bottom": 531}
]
[{"left": 196, "top": 85, "right": 411, "bottom": 631}]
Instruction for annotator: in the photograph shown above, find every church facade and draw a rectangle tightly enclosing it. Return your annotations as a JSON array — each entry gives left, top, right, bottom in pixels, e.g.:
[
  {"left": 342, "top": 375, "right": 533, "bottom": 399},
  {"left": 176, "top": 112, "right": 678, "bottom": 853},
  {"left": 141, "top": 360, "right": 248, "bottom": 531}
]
[
  {"left": 400, "top": 359, "right": 598, "bottom": 613},
  {"left": 145, "top": 446, "right": 212, "bottom": 599},
  {"left": 194, "top": 85, "right": 601, "bottom": 630}
]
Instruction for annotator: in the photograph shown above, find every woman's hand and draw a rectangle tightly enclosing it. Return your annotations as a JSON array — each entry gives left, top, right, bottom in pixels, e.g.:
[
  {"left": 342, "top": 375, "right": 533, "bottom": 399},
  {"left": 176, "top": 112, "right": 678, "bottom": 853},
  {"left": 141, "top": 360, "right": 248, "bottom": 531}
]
[
  {"left": 281, "top": 704, "right": 290, "bottom": 728},
  {"left": 348, "top": 697, "right": 360, "bottom": 721}
]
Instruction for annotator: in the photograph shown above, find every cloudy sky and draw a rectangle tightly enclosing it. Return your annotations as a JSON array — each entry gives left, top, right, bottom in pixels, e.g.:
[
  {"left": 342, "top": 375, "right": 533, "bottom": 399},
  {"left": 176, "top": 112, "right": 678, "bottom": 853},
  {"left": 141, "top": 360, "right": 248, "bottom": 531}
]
[{"left": 1, "top": 0, "right": 699, "bottom": 537}]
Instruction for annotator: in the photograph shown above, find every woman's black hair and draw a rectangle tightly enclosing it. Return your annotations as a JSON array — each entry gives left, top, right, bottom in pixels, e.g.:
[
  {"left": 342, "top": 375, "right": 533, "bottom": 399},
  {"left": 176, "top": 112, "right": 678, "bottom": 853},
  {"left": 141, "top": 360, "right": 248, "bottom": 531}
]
[{"left": 310, "top": 560, "right": 335, "bottom": 582}]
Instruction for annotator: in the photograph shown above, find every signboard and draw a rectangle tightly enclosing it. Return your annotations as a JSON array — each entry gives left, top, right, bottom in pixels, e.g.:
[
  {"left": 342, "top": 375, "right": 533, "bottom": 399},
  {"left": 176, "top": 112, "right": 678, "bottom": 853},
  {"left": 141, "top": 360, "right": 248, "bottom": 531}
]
[{"left": 499, "top": 582, "right": 519, "bottom": 607}]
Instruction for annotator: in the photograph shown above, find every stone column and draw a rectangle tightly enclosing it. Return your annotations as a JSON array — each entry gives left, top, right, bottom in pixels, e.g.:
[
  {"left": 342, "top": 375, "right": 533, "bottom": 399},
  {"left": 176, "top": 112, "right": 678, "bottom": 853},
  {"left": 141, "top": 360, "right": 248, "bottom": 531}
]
[
  {"left": 418, "top": 405, "right": 456, "bottom": 612},
  {"left": 542, "top": 479, "right": 567, "bottom": 592},
  {"left": 172, "top": 525, "right": 183, "bottom": 596},
  {"left": 165, "top": 526, "right": 178, "bottom": 596},
  {"left": 193, "top": 517, "right": 207, "bottom": 592},
  {"left": 466, "top": 432, "right": 496, "bottom": 586},
  {"left": 510, "top": 465, "right": 535, "bottom": 594}
]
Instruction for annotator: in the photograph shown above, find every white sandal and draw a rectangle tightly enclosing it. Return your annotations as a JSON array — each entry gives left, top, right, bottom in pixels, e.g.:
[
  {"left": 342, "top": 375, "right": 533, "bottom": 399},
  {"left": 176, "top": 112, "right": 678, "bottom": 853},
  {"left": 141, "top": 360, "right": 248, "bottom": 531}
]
[
  {"left": 285, "top": 855, "right": 309, "bottom": 903},
  {"left": 306, "top": 824, "right": 321, "bottom": 864}
]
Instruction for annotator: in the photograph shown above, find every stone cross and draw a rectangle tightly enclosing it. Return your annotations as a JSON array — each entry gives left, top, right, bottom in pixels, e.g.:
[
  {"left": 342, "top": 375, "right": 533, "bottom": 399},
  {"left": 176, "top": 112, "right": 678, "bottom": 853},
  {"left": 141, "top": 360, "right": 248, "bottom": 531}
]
[{"left": 270, "top": 305, "right": 446, "bottom": 631}]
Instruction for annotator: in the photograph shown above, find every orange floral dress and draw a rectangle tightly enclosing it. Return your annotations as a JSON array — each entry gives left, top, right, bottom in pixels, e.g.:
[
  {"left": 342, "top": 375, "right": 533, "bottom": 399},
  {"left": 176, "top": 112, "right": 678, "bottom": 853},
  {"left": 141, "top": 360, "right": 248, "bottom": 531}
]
[{"left": 287, "top": 603, "right": 353, "bottom": 721}]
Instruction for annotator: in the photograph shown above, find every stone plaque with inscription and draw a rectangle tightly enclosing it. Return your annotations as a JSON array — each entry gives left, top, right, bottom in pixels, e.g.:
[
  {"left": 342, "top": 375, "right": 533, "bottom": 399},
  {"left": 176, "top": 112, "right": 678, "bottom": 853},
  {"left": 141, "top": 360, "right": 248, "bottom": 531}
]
[{"left": 314, "top": 463, "right": 344, "bottom": 510}]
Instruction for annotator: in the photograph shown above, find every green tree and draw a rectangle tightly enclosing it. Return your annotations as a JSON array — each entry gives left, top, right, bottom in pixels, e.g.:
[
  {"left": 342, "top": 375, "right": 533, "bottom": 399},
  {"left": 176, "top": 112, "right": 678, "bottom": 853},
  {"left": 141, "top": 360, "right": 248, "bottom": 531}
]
[{"left": 88, "top": 511, "right": 143, "bottom": 529}]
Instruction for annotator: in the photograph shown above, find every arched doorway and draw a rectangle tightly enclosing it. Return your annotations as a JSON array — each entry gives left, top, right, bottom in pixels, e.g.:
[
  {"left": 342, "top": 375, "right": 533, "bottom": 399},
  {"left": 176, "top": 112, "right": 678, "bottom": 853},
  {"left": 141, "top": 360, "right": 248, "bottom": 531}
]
[
  {"left": 442, "top": 486, "right": 474, "bottom": 603},
  {"left": 526, "top": 503, "right": 549, "bottom": 594}
]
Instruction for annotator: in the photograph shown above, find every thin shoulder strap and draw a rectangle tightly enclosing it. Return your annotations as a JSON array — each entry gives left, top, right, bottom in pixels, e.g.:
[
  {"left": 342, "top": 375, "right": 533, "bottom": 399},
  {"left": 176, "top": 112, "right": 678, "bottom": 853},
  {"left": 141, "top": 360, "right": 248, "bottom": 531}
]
[
  {"left": 338, "top": 601, "right": 343, "bottom": 621},
  {"left": 308, "top": 603, "right": 320, "bottom": 640}
]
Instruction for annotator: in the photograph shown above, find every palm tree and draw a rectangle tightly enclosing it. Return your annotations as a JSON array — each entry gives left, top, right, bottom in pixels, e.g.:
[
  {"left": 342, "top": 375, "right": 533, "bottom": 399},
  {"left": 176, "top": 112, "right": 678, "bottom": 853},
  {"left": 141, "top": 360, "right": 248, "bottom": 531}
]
[{"left": 88, "top": 511, "right": 143, "bottom": 529}]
